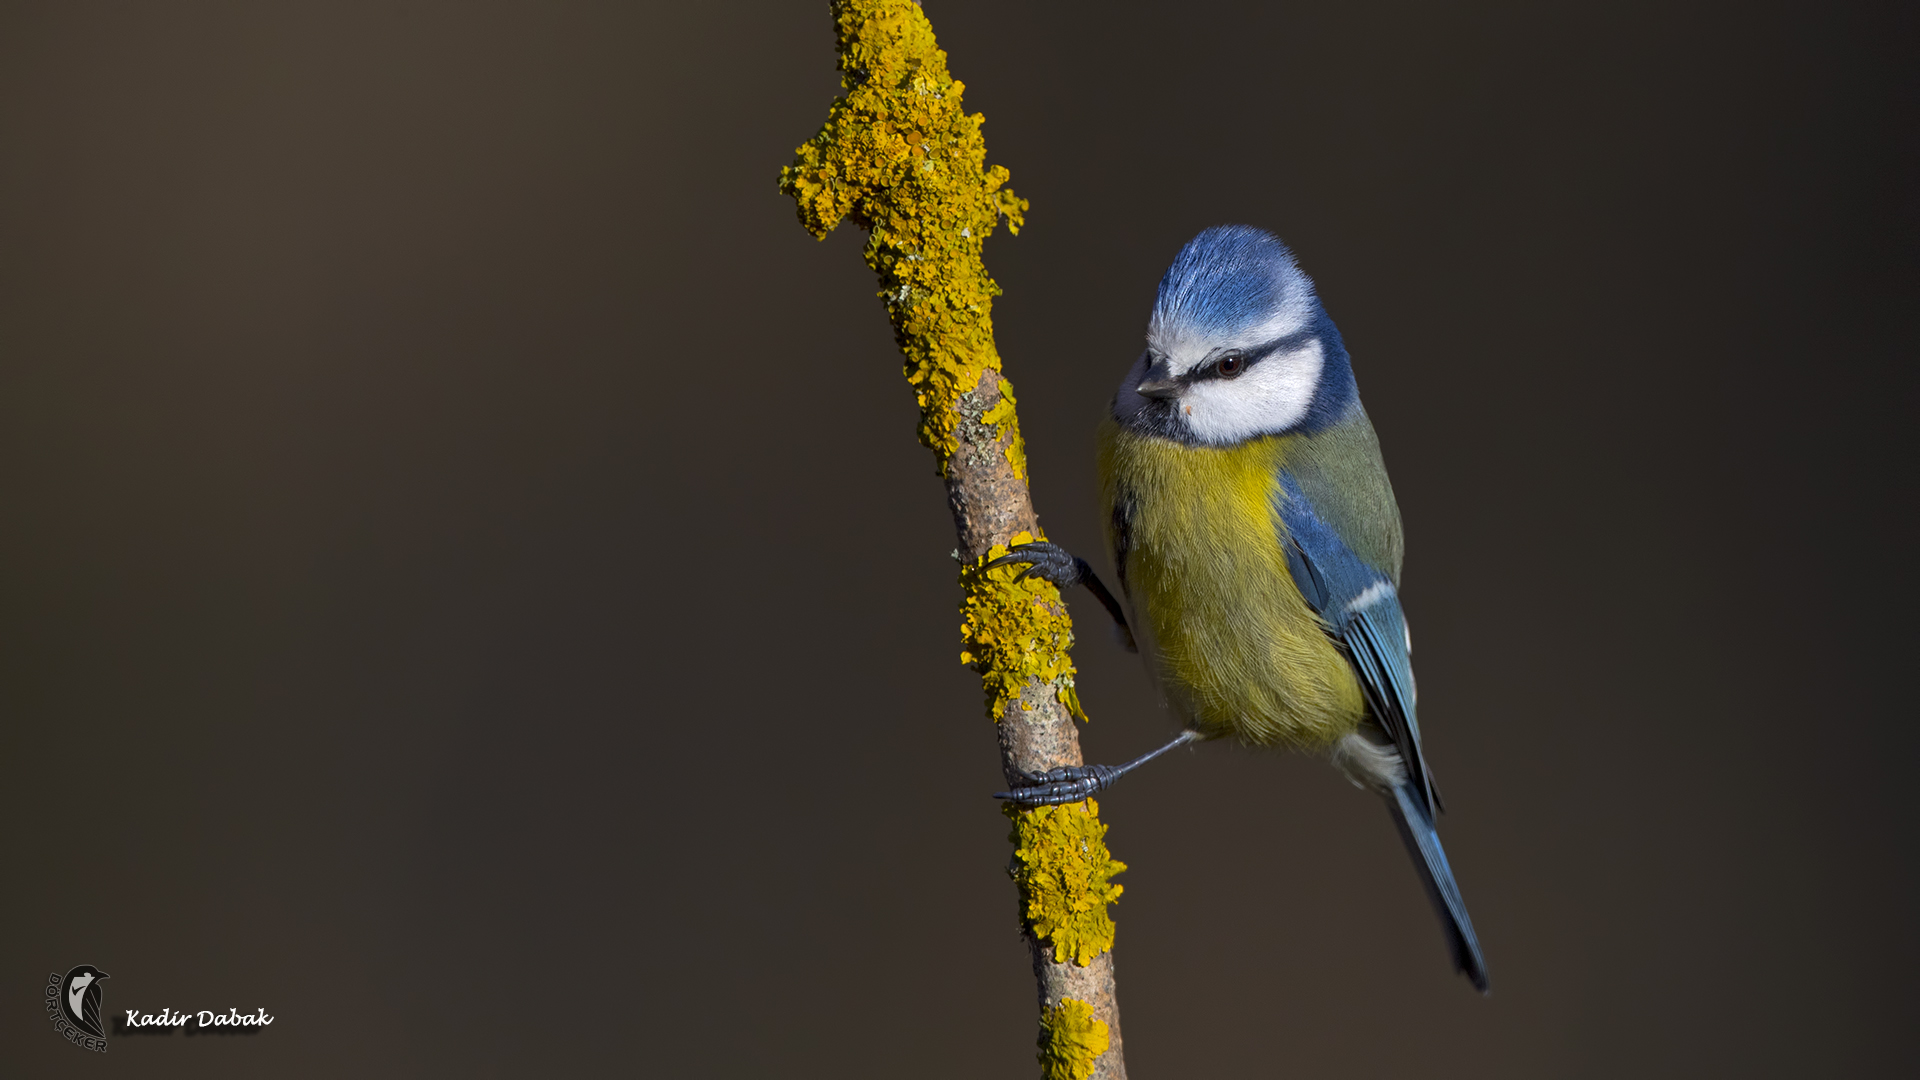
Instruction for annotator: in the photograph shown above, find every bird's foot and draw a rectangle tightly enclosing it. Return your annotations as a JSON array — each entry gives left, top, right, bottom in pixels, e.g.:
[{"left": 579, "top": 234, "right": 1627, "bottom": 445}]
[
  {"left": 985, "top": 540, "right": 1140, "bottom": 652},
  {"left": 983, "top": 540, "right": 1089, "bottom": 588},
  {"left": 994, "top": 763, "right": 1120, "bottom": 807},
  {"left": 992, "top": 730, "right": 1200, "bottom": 806}
]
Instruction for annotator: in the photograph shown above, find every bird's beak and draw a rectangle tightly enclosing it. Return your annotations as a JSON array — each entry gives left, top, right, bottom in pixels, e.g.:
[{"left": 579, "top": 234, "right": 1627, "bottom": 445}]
[{"left": 1134, "top": 378, "right": 1181, "bottom": 400}]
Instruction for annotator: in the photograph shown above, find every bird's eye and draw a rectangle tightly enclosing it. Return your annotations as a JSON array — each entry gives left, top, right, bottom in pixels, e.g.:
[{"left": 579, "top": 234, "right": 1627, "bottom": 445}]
[{"left": 1216, "top": 354, "right": 1245, "bottom": 379}]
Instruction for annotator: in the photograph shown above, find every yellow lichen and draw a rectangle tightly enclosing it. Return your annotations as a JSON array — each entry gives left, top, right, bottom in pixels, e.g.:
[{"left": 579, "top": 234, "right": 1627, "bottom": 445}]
[
  {"left": 1007, "top": 798, "right": 1125, "bottom": 966},
  {"left": 1037, "top": 998, "right": 1111, "bottom": 1080},
  {"left": 960, "top": 531, "right": 1089, "bottom": 725},
  {"left": 987, "top": 377, "right": 1029, "bottom": 481},
  {"left": 778, "top": 0, "right": 1029, "bottom": 474},
  {"left": 782, "top": 2, "right": 1121, "bottom": 1047}
]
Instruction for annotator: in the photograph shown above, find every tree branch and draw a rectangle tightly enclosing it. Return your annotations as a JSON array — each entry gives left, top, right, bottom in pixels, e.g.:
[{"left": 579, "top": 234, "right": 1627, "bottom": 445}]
[{"left": 780, "top": 4, "right": 1128, "bottom": 1078}]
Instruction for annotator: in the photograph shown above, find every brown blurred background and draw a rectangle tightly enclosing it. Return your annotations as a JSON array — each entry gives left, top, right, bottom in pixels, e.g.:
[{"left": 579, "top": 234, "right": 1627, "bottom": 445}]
[{"left": 2, "top": 1, "right": 1913, "bottom": 1075}]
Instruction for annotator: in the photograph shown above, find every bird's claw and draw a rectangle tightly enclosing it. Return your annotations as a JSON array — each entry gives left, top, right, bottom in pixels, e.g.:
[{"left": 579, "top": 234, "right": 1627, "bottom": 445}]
[
  {"left": 986, "top": 540, "right": 1139, "bottom": 654},
  {"left": 993, "top": 763, "right": 1118, "bottom": 806},
  {"left": 983, "top": 541, "right": 1086, "bottom": 588}
]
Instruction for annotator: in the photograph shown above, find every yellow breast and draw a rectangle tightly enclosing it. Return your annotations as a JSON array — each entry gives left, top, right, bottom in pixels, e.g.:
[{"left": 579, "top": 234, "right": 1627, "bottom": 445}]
[{"left": 1098, "top": 421, "right": 1365, "bottom": 748}]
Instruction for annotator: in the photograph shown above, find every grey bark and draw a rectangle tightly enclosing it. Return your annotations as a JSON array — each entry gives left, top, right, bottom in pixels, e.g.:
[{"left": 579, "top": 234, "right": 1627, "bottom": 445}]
[{"left": 947, "top": 368, "right": 1127, "bottom": 1080}]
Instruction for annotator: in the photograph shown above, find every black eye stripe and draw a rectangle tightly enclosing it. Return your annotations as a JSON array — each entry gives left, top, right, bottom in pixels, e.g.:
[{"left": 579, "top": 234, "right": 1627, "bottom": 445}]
[
  {"left": 1245, "top": 328, "right": 1317, "bottom": 363},
  {"left": 1188, "top": 330, "right": 1317, "bottom": 382}
]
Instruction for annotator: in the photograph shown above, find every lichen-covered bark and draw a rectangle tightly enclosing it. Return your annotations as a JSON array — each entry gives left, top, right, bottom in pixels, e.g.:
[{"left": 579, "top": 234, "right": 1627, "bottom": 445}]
[{"left": 779, "top": 4, "right": 1127, "bottom": 1078}]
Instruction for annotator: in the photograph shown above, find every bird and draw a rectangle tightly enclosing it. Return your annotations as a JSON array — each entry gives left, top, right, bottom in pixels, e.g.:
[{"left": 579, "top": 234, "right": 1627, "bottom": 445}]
[
  {"left": 62, "top": 964, "right": 110, "bottom": 1037},
  {"left": 988, "top": 224, "right": 1489, "bottom": 992}
]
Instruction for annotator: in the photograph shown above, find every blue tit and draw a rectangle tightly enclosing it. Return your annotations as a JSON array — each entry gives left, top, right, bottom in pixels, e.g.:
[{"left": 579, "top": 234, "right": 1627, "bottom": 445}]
[{"left": 990, "top": 224, "right": 1488, "bottom": 992}]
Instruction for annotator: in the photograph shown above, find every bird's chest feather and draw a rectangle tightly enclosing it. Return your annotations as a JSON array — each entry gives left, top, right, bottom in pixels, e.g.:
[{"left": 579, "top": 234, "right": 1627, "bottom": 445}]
[{"left": 1099, "top": 423, "right": 1364, "bottom": 747}]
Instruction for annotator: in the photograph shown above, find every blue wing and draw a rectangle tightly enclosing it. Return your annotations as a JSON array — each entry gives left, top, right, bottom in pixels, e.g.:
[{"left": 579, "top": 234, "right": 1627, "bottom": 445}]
[
  {"left": 1275, "top": 471, "right": 1436, "bottom": 814},
  {"left": 1276, "top": 469, "right": 1490, "bottom": 991}
]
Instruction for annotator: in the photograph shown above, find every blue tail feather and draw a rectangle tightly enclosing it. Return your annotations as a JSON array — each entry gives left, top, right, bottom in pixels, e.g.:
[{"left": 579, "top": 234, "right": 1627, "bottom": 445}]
[{"left": 1389, "top": 783, "right": 1490, "bottom": 993}]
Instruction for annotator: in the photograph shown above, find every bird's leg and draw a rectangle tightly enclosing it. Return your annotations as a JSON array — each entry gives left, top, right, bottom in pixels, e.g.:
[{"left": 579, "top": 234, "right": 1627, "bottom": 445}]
[
  {"left": 983, "top": 540, "right": 1137, "bottom": 652},
  {"left": 995, "top": 730, "right": 1200, "bottom": 806}
]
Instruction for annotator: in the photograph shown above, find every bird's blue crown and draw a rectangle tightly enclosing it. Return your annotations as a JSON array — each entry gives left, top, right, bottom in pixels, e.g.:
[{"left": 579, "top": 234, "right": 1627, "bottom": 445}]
[{"left": 1151, "top": 225, "right": 1317, "bottom": 341}]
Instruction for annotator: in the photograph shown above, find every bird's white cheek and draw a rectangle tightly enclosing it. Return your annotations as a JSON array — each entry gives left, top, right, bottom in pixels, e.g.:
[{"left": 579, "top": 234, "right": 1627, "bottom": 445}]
[{"left": 1182, "top": 341, "right": 1324, "bottom": 444}]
